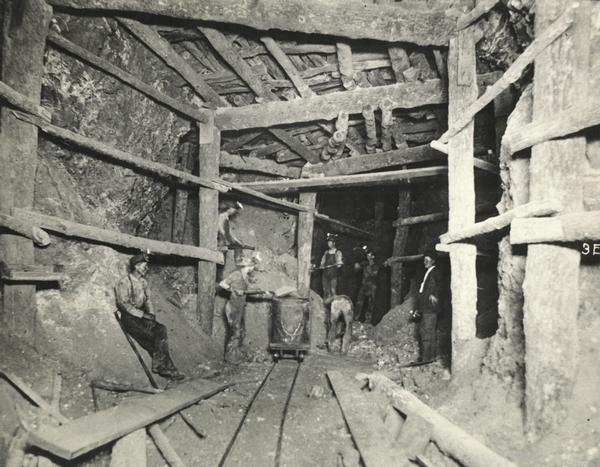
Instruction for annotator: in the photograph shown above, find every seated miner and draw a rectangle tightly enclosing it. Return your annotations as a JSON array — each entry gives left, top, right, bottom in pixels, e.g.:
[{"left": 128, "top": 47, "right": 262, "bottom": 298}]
[
  {"left": 319, "top": 233, "right": 344, "bottom": 304},
  {"left": 354, "top": 246, "right": 380, "bottom": 324},
  {"left": 218, "top": 254, "right": 272, "bottom": 362},
  {"left": 413, "top": 248, "right": 442, "bottom": 362},
  {"left": 114, "top": 253, "right": 185, "bottom": 381},
  {"left": 218, "top": 201, "right": 244, "bottom": 249}
]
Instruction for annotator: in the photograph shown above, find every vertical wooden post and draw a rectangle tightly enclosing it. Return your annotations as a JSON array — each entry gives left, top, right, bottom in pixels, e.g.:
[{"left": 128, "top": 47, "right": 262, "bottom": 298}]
[
  {"left": 390, "top": 190, "right": 411, "bottom": 307},
  {"left": 447, "top": 28, "right": 479, "bottom": 378},
  {"left": 297, "top": 193, "right": 317, "bottom": 298},
  {"left": 0, "top": 0, "right": 52, "bottom": 341},
  {"left": 197, "top": 123, "right": 220, "bottom": 335},
  {"left": 522, "top": 0, "right": 588, "bottom": 439}
]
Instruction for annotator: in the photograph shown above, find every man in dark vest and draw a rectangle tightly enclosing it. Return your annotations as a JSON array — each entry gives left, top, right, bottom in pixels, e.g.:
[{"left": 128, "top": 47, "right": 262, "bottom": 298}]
[
  {"left": 319, "top": 233, "right": 344, "bottom": 304},
  {"left": 415, "top": 248, "right": 442, "bottom": 362},
  {"left": 354, "top": 246, "right": 380, "bottom": 324},
  {"left": 115, "top": 253, "right": 184, "bottom": 380}
]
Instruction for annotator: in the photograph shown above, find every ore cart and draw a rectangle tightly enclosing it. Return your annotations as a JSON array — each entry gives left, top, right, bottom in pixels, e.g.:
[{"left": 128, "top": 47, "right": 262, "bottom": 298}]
[{"left": 269, "top": 296, "right": 310, "bottom": 362}]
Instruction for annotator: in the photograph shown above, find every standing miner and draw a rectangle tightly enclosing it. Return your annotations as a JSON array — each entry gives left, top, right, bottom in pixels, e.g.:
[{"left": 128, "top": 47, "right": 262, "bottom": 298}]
[
  {"left": 414, "top": 248, "right": 442, "bottom": 362},
  {"left": 319, "top": 233, "right": 344, "bottom": 303},
  {"left": 218, "top": 201, "right": 244, "bottom": 249},
  {"left": 354, "top": 246, "right": 380, "bottom": 324},
  {"left": 115, "top": 253, "right": 185, "bottom": 381},
  {"left": 219, "top": 255, "right": 272, "bottom": 362}
]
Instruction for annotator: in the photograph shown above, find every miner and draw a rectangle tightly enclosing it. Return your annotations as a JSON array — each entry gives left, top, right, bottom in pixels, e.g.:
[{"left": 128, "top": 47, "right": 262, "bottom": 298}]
[
  {"left": 219, "top": 254, "right": 272, "bottom": 362},
  {"left": 319, "top": 233, "right": 344, "bottom": 303},
  {"left": 115, "top": 253, "right": 185, "bottom": 381},
  {"left": 354, "top": 246, "right": 380, "bottom": 324},
  {"left": 415, "top": 248, "right": 442, "bottom": 362},
  {"left": 218, "top": 201, "right": 244, "bottom": 249}
]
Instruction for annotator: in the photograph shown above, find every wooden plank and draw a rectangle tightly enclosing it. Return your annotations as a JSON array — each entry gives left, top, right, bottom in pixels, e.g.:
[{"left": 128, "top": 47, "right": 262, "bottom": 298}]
[
  {"left": 391, "top": 190, "right": 411, "bottom": 307},
  {"left": 314, "top": 213, "right": 373, "bottom": 240},
  {"left": 360, "top": 372, "right": 518, "bottom": 467},
  {"left": 336, "top": 42, "right": 355, "bottom": 89},
  {"left": 305, "top": 145, "right": 443, "bottom": 177},
  {"left": 473, "top": 158, "right": 499, "bottom": 174},
  {"left": 504, "top": 102, "right": 600, "bottom": 154},
  {"left": 47, "top": 32, "right": 211, "bottom": 123},
  {"left": 393, "top": 203, "right": 496, "bottom": 227},
  {"left": 13, "top": 209, "right": 224, "bottom": 264},
  {"left": 117, "top": 18, "right": 226, "bottom": 107},
  {"left": 216, "top": 79, "right": 448, "bottom": 130},
  {"left": 0, "top": 0, "right": 52, "bottom": 342},
  {"left": 260, "top": 36, "right": 313, "bottom": 98},
  {"left": 447, "top": 27, "right": 478, "bottom": 378},
  {"left": 522, "top": 0, "right": 588, "bottom": 438},
  {"left": 0, "top": 80, "right": 51, "bottom": 122},
  {"left": 456, "top": 0, "right": 500, "bottom": 30},
  {"left": 147, "top": 424, "right": 185, "bottom": 467},
  {"left": 510, "top": 211, "right": 600, "bottom": 244},
  {"left": 441, "top": 201, "right": 560, "bottom": 244},
  {"left": 27, "top": 379, "right": 230, "bottom": 460},
  {"left": 1, "top": 271, "right": 66, "bottom": 283},
  {"left": 220, "top": 152, "right": 301, "bottom": 178},
  {"left": 327, "top": 371, "right": 407, "bottom": 467},
  {"left": 238, "top": 167, "right": 447, "bottom": 194},
  {"left": 197, "top": 126, "right": 220, "bottom": 335},
  {"left": 396, "top": 415, "right": 433, "bottom": 461},
  {"left": 46, "top": 0, "right": 457, "bottom": 45},
  {"left": 270, "top": 128, "right": 319, "bottom": 164},
  {"left": 297, "top": 193, "right": 316, "bottom": 298},
  {"left": 386, "top": 254, "right": 424, "bottom": 264},
  {"left": 12, "top": 111, "right": 228, "bottom": 193},
  {"left": 434, "top": 5, "right": 576, "bottom": 147},
  {"left": 0, "top": 212, "right": 51, "bottom": 246}
]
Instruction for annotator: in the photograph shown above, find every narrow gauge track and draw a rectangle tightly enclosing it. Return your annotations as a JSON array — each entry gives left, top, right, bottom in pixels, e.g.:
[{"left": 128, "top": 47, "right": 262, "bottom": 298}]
[{"left": 218, "top": 360, "right": 302, "bottom": 467}]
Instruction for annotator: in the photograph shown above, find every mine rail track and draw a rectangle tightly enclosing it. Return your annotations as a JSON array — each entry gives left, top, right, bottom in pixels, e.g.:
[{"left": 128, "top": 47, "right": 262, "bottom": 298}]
[{"left": 218, "top": 360, "right": 302, "bottom": 467}]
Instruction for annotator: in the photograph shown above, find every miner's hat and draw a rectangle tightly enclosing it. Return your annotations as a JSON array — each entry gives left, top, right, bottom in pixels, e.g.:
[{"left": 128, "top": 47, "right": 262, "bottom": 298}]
[
  {"left": 423, "top": 247, "right": 437, "bottom": 260},
  {"left": 129, "top": 252, "right": 150, "bottom": 269},
  {"left": 326, "top": 232, "right": 338, "bottom": 241}
]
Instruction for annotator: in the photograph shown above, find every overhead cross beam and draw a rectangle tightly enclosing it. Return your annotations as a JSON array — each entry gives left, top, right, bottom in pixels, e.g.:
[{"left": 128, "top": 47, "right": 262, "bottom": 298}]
[{"left": 46, "top": 0, "right": 457, "bottom": 45}]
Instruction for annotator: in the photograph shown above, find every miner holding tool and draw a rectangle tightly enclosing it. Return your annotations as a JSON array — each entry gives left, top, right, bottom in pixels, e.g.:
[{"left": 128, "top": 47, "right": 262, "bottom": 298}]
[
  {"left": 316, "top": 233, "right": 344, "bottom": 304},
  {"left": 114, "top": 253, "right": 185, "bottom": 381},
  {"left": 354, "top": 246, "right": 380, "bottom": 324},
  {"left": 218, "top": 201, "right": 254, "bottom": 250}
]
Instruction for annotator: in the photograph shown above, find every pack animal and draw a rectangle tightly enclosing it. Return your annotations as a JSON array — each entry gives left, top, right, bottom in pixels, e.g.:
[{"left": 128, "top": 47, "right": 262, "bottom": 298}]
[{"left": 326, "top": 295, "right": 353, "bottom": 354}]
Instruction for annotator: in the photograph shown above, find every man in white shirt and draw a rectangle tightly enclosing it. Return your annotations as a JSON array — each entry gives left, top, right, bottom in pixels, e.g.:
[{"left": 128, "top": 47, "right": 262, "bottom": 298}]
[{"left": 416, "top": 248, "right": 442, "bottom": 362}]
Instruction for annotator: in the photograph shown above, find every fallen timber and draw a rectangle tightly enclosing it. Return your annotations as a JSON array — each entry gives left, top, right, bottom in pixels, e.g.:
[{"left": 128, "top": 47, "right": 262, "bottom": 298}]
[{"left": 27, "top": 379, "right": 231, "bottom": 460}]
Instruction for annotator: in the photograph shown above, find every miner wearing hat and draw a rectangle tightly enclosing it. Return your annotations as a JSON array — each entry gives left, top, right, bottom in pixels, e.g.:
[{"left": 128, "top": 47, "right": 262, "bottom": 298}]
[
  {"left": 218, "top": 201, "right": 244, "bottom": 249},
  {"left": 319, "top": 233, "right": 344, "bottom": 304},
  {"left": 354, "top": 246, "right": 380, "bottom": 324},
  {"left": 218, "top": 253, "right": 272, "bottom": 361},
  {"left": 114, "top": 253, "right": 184, "bottom": 380},
  {"left": 414, "top": 248, "right": 442, "bottom": 362}
]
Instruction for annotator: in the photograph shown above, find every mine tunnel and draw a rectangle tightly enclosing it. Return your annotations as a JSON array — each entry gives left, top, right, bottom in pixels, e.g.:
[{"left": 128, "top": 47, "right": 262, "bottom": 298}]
[{"left": 0, "top": 0, "right": 599, "bottom": 466}]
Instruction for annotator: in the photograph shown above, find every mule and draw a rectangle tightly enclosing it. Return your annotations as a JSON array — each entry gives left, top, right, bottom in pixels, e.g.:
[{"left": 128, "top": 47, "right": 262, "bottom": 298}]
[{"left": 326, "top": 295, "right": 353, "bottom": 354}]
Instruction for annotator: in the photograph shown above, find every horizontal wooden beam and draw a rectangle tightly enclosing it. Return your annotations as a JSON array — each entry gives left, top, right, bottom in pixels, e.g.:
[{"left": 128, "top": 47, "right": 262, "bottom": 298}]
[
  {"left": 0, "top": 262, "right": 65, "bottom": 283},
  {"left": 13, "top": 111, "right": 229, "bottom": 193},
  {"left": 46, "top": 0, "right": 456, "bottom": 45},
  {"left": 440, "top": 201, "right": 561, "bottom": 244},
  {"left": 433, "top": 5, "right": 575, "bottom": 148},
  {"left": 0, "top": 212, "right": 51, "bottom": 246},
  {"left": 305, "top": 144, "right": 443, "bottom": 177},
  {"left": 239, "top": 167, "right": 447, "bottom": 194},
  {"left": 386, "top": 254, "right": 424, "bottom": 264},
  {"left": 504, "top": 102, "right": 600, "bottom": 154},
  {"left": 216, "top": 79, "right": 448, "bottom": 130},
  {"left": 215, "top": 73, "right": 501, "bottom": 131},
  {"left": 510, "top": 211, "right": 600, "bottom": 245},
  {"left": 14, "top": 209, "right": 224, "bottom": 264},
  {"left": 27, "top": 379, "right": 230, "bottom": 460},
  {"left": 473, "top": 158, "right": 499, "bottom": 174},
  {"left": 219, "top": 152, "right": 301, "bottom": 178},
  {"left": 456, "top": 0, "right": 500, "bottom": 30},
  {"left": 393, "top": 203, "right": 496, "bottom": 227},
  {"left": 47, "top": 32, "right": 211, "bottom": 123},
  {"left": 0, "top": 80, "right": 51, "bottom": 121},
  {"left": 313, "top": 213, "right": 373, "bottom": 240}
]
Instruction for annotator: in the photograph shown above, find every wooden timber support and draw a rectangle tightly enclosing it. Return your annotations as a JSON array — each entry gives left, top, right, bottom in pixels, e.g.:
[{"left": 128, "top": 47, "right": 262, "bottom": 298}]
[
  {"left": 446, "top": 27, "right": 480, "bottom": 379},
  {"left": 386, "top": 254, "right": 424, "bottom": 264},
  {"left": 313, "top": 213, "right": 373, "bottom": 240},
  {"left": 0, "top": 212, "right": 51, "bottom": 246},
  {"left": 521, "top": 0, "right": 589, "bottom": 438},
  {"left": 456, "top": 0, "right": 500, "bottom": 30},
  {"left": 432, "top": 5, "right": 576, "bottom": 151},
  {"left": 441, "top": 201, "right": 561, "bottom": 244},
  {"left": 380, "top": 99, "right": 394, "bottom": 152},
  {"left": 13, "top": 209, "right": 224, "bottom": 264},
  {"left": 220, "top": 152, "right": 301, "bottom": 178},
  {"left": 147, "top": 424, "right": 186, "bottom": 467},
  {"left": 393, "top": 203, "right": 496, "bottom": 227},
  {"left": 238, "top": 167, "right": 447, "bottom": 194},
  {"left": 362, "top": 105, "right": 378, "bottom": 153},
  {"left": 297, "top": 193, "right": 317, "bottom": 299},
  {"left": 0, "top": 0, "right": 52, "bottom": 341},
  {"left": 47, "top": 32, "right": 211, "bottom": 123},
  {"left": 336, "top": 43, "right": 356, "bottom": 90},
  {"left": 359, "top": 372, "right": 518, "bottom": 467},
  {"left": 197, "top": 126, "right": 220, "bottom": 335},
  {"left": 45, "top": 0, "right": 457, "bottom": 45},
  {"left": 0, "top": 80, "right": 51, "bottom": 122},
  {"left": 510, "top": 211, "right": 600, "bottom": 245},
  {"left": 215, "top": 73, "right": 500, "bottom": 131},
  {"left": 391, "top": 190, "right": 412, "bottom": 307},
  {"left": 13, "top": 111, "right": 228, "bottom": 193},
  {"left": 504, "top": 102, "right": 600, "bottom": 154}
]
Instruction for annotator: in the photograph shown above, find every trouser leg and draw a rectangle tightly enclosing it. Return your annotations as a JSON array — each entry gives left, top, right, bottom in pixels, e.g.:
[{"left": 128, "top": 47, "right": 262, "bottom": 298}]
[
  {"left": 355, "top": 287, "right": 366, "bottom": 321},
  {"left": 121, "top": 313, "right": 177, "bottom": 372},
  {"left": 225, "top": 299, "right": 245, "bottom": 353},
  {"left": 418, "top": 314, "right": 438, "bottom": 361},
  {"left": 364, "top": 288, "right": 376, "bottom": 324}
]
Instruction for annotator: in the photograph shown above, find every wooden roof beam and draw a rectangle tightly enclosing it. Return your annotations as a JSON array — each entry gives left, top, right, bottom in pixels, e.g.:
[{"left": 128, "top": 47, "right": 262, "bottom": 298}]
[{"left": 46, "top": 0, "right": 457, "bottom": 45}]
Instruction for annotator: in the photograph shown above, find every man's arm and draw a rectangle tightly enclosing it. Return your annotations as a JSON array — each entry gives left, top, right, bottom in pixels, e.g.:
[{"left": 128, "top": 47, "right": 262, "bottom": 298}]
[
  {"left": 335, "top": 250, "right": 344, "bottom": 268},
  {"left": 115, "top": 279, "right": 145, "bottom": 318},
  {"left": 142, "top": 280, "right": 155, "bottom": 316}
]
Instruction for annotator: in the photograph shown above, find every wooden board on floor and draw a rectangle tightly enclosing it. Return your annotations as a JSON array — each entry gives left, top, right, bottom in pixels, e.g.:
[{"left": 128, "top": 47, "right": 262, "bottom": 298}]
[
  {"left": 27, "top": 379, "right": 230, "bottom": 460},
  {"left": 327, "top": 371, "right": 407, "bottom": 467}
]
